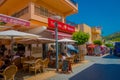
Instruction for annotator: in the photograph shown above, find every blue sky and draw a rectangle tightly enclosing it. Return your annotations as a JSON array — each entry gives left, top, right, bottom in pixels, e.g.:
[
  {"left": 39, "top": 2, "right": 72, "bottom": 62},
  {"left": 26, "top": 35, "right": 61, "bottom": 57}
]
[{"left": 66, "top": 0, "right": 120, "bottom": 36}]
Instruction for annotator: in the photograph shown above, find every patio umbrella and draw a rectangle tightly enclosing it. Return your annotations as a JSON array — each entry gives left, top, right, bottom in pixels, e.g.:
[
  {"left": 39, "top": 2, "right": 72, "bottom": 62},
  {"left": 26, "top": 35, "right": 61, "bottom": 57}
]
[
  {"left": 58, "top": 38, "right": 76, "bottom": 43},
  {"left": 0, "top": 30, "right": 39, "bottom": 38},
  {"left": 0, "top": 30, "right": 39, "bottom": 55},
  {"left": 17, "top": 37, "right": 55, "bottom": 57},
  {"left": 18, "top": 37, "right": 55, "bottom": 44},
  {"left": 67, "top": 44, "right": 78, "bottom": 53}
]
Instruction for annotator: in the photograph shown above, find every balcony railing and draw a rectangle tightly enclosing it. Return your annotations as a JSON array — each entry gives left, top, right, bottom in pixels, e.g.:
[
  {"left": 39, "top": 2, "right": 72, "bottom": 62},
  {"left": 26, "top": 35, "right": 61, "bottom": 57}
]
[
  {"left": 34, "top": 5, "right": 62, "bottom": 20},
  {"left": 34, "top": 6, "right": 63, "bottom": 21}
]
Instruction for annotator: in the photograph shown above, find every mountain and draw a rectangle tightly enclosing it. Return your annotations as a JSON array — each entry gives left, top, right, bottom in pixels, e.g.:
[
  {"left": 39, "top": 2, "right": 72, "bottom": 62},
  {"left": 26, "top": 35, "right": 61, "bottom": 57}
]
[{"left": 103, "top": 32, "right": 120, "bottom": 41}]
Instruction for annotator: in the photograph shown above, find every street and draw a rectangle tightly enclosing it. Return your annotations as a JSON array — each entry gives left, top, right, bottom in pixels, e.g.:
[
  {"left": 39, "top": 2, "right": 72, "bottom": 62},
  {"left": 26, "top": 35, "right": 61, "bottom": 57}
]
[{"left": 48, "top": 54, "right": 120, "bottom": 80}]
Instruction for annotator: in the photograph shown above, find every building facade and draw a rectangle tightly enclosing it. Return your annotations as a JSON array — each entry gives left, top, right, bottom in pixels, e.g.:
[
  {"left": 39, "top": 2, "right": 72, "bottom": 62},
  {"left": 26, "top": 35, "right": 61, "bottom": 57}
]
[
  {"left": 0, "top": 0, "right": 78, "bottom": 58},
  {"left": 91, "top": 27, "right": 101, "bottom": 41},
  {"left": 77, "top": 24, "right": 92, "bottom": 42},
  {"left": 76, "top": 24, "right": 101, "bottom": 43},
  {"left": 0, "top": 0, "right": 78, "bottom": 38}
]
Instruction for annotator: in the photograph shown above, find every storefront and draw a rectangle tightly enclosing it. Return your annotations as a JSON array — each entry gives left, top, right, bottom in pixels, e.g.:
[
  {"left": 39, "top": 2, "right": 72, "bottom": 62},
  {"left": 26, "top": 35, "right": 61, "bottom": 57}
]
[
  {"left": 47, "top": 18, "right": 75, "bottom": 39},
  {"left": 0, "top": 14, "right": 76, "bottom": 59},
  {"left": 46, "top": 18, "right": 75, "bottom": 53},
  {"left": 0, "top": 14, "right": 30, "bottom": 27}
]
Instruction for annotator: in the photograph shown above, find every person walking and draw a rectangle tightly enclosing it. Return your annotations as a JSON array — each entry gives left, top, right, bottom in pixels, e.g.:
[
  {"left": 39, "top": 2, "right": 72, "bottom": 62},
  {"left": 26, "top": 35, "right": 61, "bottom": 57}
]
[
  {"left": 94, "top": 45, "right": 101, "bottom": 56},
  {"left": 110, "top": 47, "right": 113, "bottom": 55}
]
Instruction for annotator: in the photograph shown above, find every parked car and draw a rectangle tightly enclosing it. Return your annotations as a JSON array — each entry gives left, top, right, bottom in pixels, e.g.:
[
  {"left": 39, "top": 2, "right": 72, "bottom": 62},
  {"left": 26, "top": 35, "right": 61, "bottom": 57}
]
[{"left": 114, "top": 42, "right": 120, "bottom": 56}]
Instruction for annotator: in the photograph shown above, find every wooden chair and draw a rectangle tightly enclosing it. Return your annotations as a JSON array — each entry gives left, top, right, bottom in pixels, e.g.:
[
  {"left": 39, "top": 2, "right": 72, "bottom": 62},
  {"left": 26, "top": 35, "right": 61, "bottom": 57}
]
[
  {"left": 0, "top": 65, "right": 17, "bottom": 80},
  {"left": 21, "top": 57, "right": 29, "bottom": 71},
  {"left": 38, "top": 59, "right": 44, "bottom": 72},
  {"left": 29, "top": 59, "right": 41, "bottom": 74},
  {"left": 42, "top": 58, "right": 49, "bottom": 72}
]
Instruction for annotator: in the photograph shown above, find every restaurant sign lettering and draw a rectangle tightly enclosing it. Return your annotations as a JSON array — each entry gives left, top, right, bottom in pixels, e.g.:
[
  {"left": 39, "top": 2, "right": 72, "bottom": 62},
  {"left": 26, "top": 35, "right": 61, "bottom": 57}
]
[
  {"left": 48, "top": 18, "right": 75, "bottom": 33},
  {"left": 0, "top": 14, "right": 30, "bottom": 26}
]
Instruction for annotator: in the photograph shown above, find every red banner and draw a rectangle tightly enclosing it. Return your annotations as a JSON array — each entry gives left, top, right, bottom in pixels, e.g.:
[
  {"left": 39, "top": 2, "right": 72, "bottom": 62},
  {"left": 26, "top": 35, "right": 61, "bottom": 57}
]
[{"left": 48, "top": 18, "right": 75, "bottom": 33}]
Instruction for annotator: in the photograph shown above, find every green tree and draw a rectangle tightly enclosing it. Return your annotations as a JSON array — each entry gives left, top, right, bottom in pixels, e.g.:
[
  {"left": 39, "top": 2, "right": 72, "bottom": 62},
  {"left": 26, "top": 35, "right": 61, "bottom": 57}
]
[
  {"left": 93, "top": 40, "right": 102, "bottom": 45},
  {"left": 72, "top": 31, "right": 90, "bottom": 45},
  {"left": 112, "top": 38, "right": 120, "bottom": 42},
  {"left": 105, "top": 43, "right": 113, "bottom": 48},
  {"left": 72, "top": 31, "right": 90, "bottom": 61}
]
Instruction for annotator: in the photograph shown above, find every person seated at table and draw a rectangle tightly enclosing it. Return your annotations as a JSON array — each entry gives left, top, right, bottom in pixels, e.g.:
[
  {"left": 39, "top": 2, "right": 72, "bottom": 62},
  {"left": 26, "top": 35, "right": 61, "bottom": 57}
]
[
  {"left": 0, "top": 58, "right": 11, "bottom": 71},
  {"left": 12, "top": 52, "right": 20, "bottom": 61},
  {"left": 4, "top": 54, "right": 11, "bottom": 60},
  {"left": 47, "top": 50, "right": 52, "bottom": 60},
  {"left": 48, "top": 45, "right": 54, "bottom": 52},
  {"left": 12, "top": 53, "right": 22, "bottom": 69},
  {"left": 0, "top": 56, "right": 4, "bottom": 69},
  {"left": 61, "top": 52, "right": 66, "bottom": 61}
]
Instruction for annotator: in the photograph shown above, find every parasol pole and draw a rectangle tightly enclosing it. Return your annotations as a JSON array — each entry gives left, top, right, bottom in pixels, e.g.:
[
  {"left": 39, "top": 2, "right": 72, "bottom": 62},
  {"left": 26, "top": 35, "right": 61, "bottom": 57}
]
[{"left": 10, "top": 36, "right": 14, "bottom": 61}]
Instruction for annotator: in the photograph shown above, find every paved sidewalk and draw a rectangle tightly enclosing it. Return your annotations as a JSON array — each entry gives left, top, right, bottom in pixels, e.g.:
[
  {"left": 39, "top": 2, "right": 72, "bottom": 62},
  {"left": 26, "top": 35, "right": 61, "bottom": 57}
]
[
  {"left": 24, "top": 60, "right": 89, "bottom": 80},
  {"left": 24, "top": 54, "right": 120, "bottom": 80},
  {"left": 47, "top": 58, "right": 94, "bottom": 80},
  {"left": 24, "top": 70, "right": 56, "bottom": 80},
  {"left": 47, "top": 54, "right": 120, "bottom": 80}
]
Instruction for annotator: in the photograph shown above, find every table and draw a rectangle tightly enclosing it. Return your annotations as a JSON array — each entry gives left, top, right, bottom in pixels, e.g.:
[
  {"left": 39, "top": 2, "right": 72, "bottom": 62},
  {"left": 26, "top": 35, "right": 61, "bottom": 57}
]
[
  {"left": 23, "top": 60, "right": 36, "bottom": 71},
  {"left": 23, "top": 60, "right": 35, "bottom": 64}
]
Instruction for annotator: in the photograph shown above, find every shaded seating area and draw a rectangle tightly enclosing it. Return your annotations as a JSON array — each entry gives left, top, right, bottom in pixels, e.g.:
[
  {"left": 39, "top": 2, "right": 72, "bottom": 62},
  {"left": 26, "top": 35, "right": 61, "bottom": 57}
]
[
  {"left": 0, "top": 30, "right": 56, "bottom": 79},
  {"left": 21, "top": 57, "right": 49, "bottom": 74}
]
